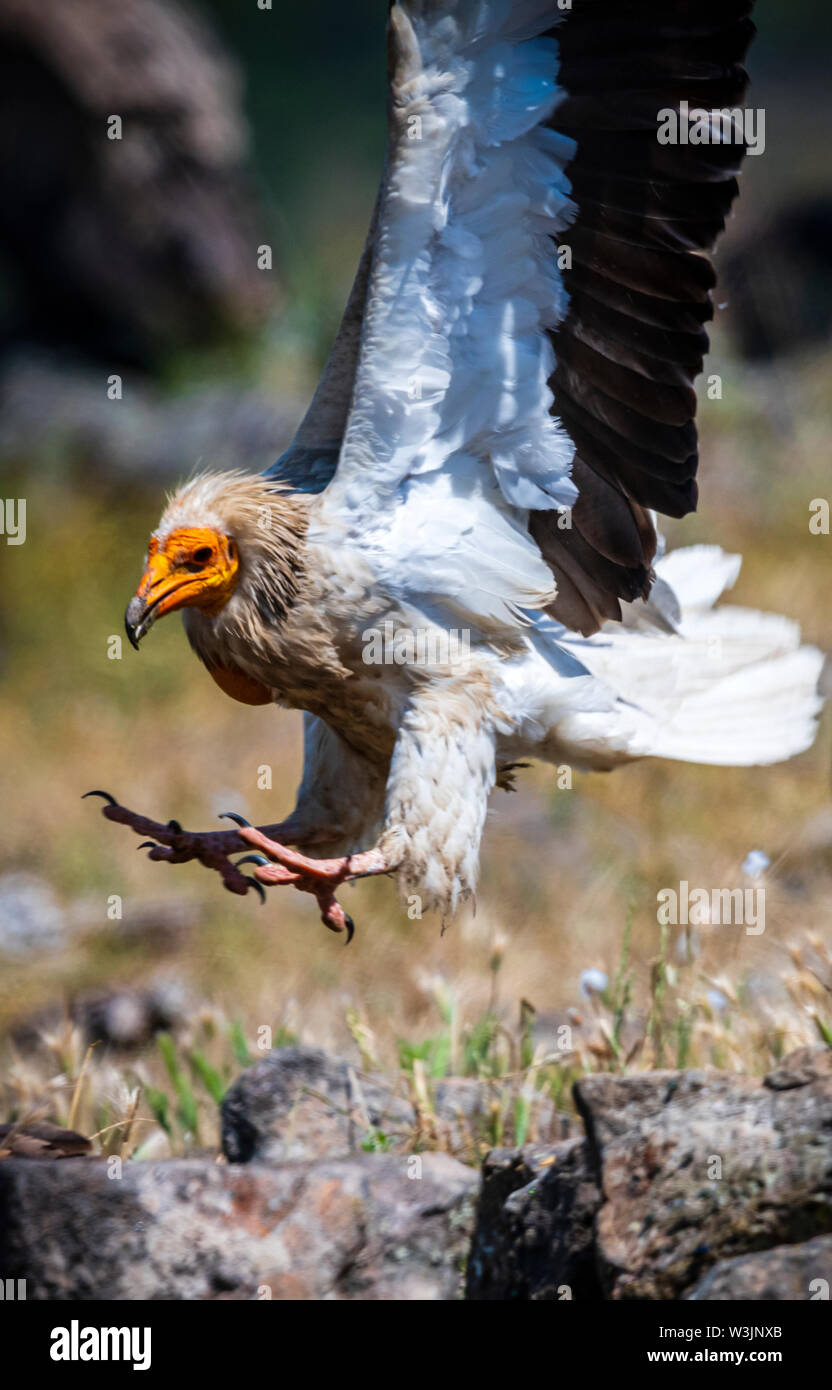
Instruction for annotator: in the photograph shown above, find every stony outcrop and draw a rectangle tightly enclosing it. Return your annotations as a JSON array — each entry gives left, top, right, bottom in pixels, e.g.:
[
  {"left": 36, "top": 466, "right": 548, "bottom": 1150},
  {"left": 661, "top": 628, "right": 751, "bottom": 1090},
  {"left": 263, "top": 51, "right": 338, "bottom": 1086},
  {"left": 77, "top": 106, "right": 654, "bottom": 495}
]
[
  {"left": 685, "top": 1236, "right": 832, "bottom": 1301},
  {"left": 220, "top": 1046, "right": 417, "bottom": 1164},
  {"left": 0, "top": 1152, "right": 477, "bottom": 1301},
  {"left": 220, "top": 1045, "right": 569, "bottom": 1164},
  {"left": 466, "top": 1044, "right": 832, "bottom": 1300},
  {"left": 466, "top": 1139, "right": 601, "bottom": 1300},
  {"left": 3, "top": 1043, "right": 831, "bottom": 1300}
]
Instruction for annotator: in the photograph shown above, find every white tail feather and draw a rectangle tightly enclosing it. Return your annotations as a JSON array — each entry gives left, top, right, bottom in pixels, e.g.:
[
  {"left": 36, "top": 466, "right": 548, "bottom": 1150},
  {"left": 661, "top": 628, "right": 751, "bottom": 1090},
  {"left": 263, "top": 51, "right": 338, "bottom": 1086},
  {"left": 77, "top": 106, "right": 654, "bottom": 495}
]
[{"left": 563, "top": 546, "right": 826, "bottom": 768}]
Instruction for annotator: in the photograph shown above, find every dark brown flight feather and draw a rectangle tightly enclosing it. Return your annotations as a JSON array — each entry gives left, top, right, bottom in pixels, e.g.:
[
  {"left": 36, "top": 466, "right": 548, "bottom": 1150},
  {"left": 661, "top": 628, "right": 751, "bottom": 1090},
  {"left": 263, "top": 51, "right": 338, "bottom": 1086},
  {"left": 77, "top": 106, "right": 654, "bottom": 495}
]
[{"left": 538, "top": 0, "right": 756, "bottom": 633}]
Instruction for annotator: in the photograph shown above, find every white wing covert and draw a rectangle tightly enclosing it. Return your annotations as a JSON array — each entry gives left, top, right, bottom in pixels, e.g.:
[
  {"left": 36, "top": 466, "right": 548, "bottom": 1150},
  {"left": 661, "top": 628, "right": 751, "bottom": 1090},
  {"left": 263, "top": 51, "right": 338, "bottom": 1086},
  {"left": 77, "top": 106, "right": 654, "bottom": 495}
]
[
  {"left": 269, "top": 0, "right": 756, "bottom": 635},
  {"left": 317, "top": 0, "right": 578, "bottom": 630}
]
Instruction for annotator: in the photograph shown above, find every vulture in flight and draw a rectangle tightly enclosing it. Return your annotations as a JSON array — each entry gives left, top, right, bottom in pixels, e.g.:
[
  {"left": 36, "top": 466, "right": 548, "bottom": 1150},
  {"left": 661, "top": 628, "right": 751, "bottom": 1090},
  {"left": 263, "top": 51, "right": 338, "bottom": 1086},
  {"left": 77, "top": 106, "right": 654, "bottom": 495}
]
[{"left": 91, "top": 0, "right": 824, "bottom": 940}]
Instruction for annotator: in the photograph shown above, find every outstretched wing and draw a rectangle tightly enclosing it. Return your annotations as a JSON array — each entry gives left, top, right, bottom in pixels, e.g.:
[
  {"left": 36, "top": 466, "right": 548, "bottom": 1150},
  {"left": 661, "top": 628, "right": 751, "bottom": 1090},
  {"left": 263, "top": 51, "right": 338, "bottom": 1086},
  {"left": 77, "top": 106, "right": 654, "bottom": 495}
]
[
  {"left": 270, "top": 0, "right": 755, "bottom": 634},
  {"left": 536, "top": 0, "right": 755, "bottom": 632}
]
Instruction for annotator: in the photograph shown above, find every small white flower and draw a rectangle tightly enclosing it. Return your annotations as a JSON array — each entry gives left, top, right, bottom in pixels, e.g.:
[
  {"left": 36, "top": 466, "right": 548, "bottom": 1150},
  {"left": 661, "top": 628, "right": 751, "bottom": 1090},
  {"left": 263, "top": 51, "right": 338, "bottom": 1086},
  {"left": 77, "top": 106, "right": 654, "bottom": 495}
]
[
  {"left": 210, "top": 790, "right": 250, "bottom": 822},
  {"left": 706, "top": 988, "right": 729, "bottom": 1012},
  {"left": 675, "top": 927, "right": 700, "bottom": 962},
  {"left": 742, "top": 849, "right": 770, "bottom": 879},
  {"left": 579, "top": 968, "right": 608, "bottom": 999}
]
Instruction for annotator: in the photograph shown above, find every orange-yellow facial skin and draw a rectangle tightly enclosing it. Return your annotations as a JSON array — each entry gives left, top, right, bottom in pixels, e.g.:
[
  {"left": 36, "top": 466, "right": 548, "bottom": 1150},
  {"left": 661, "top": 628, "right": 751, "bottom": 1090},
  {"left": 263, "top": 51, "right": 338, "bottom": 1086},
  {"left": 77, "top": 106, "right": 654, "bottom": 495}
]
[{"left": 135, "top": 527, "right": 239, "bottom": 621}]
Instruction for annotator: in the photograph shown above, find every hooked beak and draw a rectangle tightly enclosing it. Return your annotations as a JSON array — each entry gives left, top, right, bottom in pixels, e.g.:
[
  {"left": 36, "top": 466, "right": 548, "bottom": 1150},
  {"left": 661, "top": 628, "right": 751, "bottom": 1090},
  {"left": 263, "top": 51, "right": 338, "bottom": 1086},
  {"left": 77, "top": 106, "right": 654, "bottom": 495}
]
[
  {"left": 125, "top": 589, "right": 175, "bottom": 649},
  {"left": 124, "top": 550, "right": 197, "bottom": 650},
  {"left": 125, "top": 592, "right": 151, "bottom": 650}
]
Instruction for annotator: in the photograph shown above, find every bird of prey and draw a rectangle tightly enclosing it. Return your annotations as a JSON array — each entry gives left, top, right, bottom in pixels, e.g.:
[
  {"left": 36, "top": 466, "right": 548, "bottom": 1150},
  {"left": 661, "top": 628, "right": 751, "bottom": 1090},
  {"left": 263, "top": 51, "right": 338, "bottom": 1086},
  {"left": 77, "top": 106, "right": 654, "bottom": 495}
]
[{"left": 90, "top": 0, "right": 824, "bottom": 941}]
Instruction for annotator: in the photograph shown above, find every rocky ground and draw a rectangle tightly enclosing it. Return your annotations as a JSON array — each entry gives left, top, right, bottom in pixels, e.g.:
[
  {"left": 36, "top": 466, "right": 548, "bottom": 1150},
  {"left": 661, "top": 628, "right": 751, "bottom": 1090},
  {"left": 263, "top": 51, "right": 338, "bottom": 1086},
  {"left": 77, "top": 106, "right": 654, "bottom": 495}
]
[{"left": 1, "top": 1043, "right": 831, "bottom": 1301}]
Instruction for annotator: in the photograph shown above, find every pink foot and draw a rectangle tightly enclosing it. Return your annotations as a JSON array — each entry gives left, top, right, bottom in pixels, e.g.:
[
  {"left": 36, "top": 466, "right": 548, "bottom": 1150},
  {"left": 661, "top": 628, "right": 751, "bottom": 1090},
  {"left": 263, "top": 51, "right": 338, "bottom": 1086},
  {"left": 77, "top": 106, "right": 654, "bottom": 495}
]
[
  {"left": 237, "top": 826, "right": 391, "bottom": 940},
  {"left": 84, "top": 791, "right": 390, "bottom": 942}
]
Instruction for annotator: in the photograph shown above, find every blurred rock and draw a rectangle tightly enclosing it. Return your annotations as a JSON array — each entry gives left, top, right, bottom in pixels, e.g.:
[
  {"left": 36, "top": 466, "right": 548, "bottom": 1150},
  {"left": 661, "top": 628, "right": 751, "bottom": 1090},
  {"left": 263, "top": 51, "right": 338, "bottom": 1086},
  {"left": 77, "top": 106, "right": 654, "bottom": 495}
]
[
  {"left": 0, "top": 0, "right": 276, "bottom": 366},
  {"left": 69, "top": 894, "right": 198, "bottom": 953},
  {"left": 75, "top": 981, "right": 190, "bottom": 1049},
  {"left": 721, "top": 196, "right": 832, "bottom": 361},
  {"left": 764, "top": 1044, "right": 832, "bottom": 1091},
  {"left": 221, "top": 1045, "right": 569, "bottom": 1165},
  {"left": 0, "top": 872, "right": 67, "bottom": 958},
  {"left": 0, "top": 1152, "right": 477, "bottom": 1300},
  {"left": 221, "top": 1045, "right": 416, "bottom": 1164},
  {"left": 685, "top": 1236, "right": 832, "bottom": 1301},
  {"left": 466, "top": 1139, "right": 601, "bottom": 1301},
  {"left": 103, "top": 898, "right": 198, "bottom": 953},
  {"left": 11, "top": 977, "right": 192, "bottom": 1052},
  {"left": 0, "top": 357, "right": 302, "bottom": 481}
]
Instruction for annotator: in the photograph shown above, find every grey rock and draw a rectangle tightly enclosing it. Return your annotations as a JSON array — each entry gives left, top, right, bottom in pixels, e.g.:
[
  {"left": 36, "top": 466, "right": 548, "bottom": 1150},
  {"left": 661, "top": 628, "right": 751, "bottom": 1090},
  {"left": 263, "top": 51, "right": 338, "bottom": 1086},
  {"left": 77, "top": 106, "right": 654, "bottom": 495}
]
[
  {"left": 0, "top": 0, "right": 275, "bottom": 365},
  {"left": 75, "top": 986, "right": 185, "bottom": 1050},
  {"left": 9, "top": 1040, "right": 830, "bottom": 1301},
  {"left": 221, "top": 1046, "right": 570, "bottom": 1166},
  {"left": 0, "top": 873, "right": 66, "bottom": 958},
  {"left": 221, "top": 1046, "right": 416, "bottom": 1164},
  {"left": 764, "top": 1044, "right": 832, "bottom": 1091},
  {"left": 0, "top": 358, "right": 300, "bottom": 482},
  {"left": 467, "top": 1046, "right": 832, "bottom": 1301},
  {"left": 685, "top": 1236, "right": 832, "bottom": 1301},
  {"left": 574, "top": 1051, "right": 832, "bottom": 1299},
  {"left": 466, "top": 1139, "right": 601, "bottom": 1301},
  {"left": 0, "top": 1152, "right": 478, "bottom": 1301},
  {"left": 12, "top": 977, "right": 192, "bottom": 1053}
]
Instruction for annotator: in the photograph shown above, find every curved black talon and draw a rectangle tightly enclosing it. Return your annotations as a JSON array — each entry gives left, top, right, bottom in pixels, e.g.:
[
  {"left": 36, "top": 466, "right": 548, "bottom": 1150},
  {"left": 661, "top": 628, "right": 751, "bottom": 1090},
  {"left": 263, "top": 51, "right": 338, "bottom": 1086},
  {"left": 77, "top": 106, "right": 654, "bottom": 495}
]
[
  {"left": 344, "top": 913, "right": 355, "bottom": 946},
  {"left": 219, "top": 812, "right": 252, "bottom": 828},
  {"left": 166, "top": 819, "right": 184, "bottom": 834},
  {"left": 243, "top": 876, "right": 267, "bottom": 904},
  {"left": 83, "top": 790, "right": 119, "bottom": 806},
  {"left": 234, "top": 853, "right": 270, "bottom": 868},
  {"left": 137, "top": 841, "right": 159, "bottom": 851}
]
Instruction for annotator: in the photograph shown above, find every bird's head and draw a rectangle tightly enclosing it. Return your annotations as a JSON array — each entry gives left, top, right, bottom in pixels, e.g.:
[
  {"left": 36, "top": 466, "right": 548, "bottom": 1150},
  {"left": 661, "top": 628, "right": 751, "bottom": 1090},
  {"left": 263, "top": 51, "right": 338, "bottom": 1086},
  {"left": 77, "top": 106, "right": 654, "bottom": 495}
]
[
  {"left": 124, "top": 471, "right": 306, "bottom": 650},
  {"left": 124, "top": 526, "right": 239, "bottom": 648}
]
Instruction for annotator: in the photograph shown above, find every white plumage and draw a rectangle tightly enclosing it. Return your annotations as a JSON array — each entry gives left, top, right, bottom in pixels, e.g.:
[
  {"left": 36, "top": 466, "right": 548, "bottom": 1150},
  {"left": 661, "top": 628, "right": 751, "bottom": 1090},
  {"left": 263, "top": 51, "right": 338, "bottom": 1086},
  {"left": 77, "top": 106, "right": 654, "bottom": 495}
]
[{"left": 111, "top": 0, "right": 826, "bottom": 937}]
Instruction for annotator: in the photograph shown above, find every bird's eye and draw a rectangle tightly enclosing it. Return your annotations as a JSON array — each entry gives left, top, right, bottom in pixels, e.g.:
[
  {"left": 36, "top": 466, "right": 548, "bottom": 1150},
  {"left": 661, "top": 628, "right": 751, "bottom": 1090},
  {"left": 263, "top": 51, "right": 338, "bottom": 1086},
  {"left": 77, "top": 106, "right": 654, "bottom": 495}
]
[{"left": 192, "top": 546, "right": 213, "bottom": 564}]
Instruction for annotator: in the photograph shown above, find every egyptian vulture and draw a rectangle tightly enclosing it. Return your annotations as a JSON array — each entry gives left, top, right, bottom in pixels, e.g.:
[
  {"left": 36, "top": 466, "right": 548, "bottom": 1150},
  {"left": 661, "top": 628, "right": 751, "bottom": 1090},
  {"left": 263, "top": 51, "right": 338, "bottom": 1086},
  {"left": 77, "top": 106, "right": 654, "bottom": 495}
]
[{"left": 91, "top": 0, "right": 824, "bottom": 940}]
